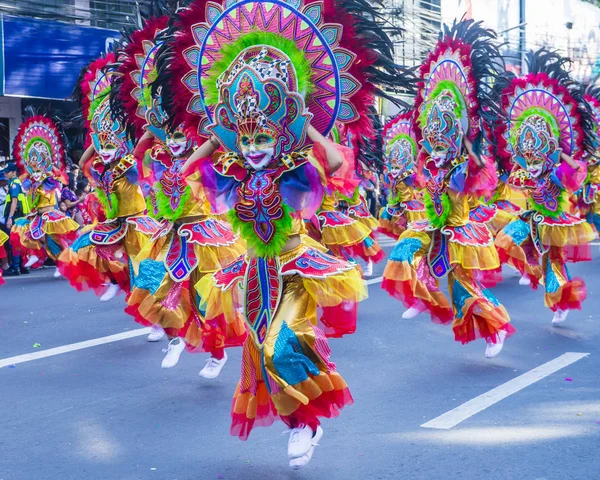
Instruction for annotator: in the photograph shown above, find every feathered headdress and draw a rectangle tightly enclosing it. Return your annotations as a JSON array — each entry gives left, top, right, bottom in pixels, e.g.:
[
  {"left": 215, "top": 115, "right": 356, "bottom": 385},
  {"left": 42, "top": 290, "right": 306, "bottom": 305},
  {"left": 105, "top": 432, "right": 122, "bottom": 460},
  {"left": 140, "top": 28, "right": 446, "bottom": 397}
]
[
  {"left": 584, "top": 82, "right": 600, "bottom": 163},
  {"left": 153, "top": 0, "right": 416, "bottom": 153},
  {"left": 74, "top": 53, "right": 133, "bottom": 158},
  {"left": 110, "top": 1, "right": 187, "bottom": 142},
  {"left": 13, "top": 110, "right": 67, "bottom": 183},
  {"left": 494, "top": 49, "right": 594, "bottom": 172},
  {"left": 383, "top": 109, "right": 418, "bottom": 181},
  {"left": 415, "top": 19, "right": 504, "bottom": 160}
]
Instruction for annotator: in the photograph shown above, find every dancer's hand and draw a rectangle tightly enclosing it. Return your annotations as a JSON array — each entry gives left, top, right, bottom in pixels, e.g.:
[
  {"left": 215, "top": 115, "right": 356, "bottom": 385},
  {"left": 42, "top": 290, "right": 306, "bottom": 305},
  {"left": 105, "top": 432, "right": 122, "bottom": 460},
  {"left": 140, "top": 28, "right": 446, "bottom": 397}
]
[
  {"left": 464, "top": 138, "right": 484, "bottom": 168},
  {"left": 307, "top": 125, "right": 343, "bottom": 173},
  {"left": 182, "top": 135, "right": 220, "bottom": 174}
]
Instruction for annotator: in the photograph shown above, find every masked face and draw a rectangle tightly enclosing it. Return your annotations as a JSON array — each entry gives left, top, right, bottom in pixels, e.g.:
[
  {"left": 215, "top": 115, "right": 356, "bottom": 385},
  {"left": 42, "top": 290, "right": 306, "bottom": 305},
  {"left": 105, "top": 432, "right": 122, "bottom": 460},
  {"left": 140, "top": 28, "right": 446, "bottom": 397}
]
[
  {"left": 28, "top": 142, "right": 52, "bottom": 182},
  {"left": 166, "top": 130, "right": 189, "bottom": 158},
  {"left": 99, "top": 142, "right": 118, "bottom": 164},
  {"left": 526, "top": 157, "right": 545, "bottom": 178},
  {"left": 238, "top": 130, "right": 276, "bottom": 170},
  {"left": 514, "top": 115, "right": 559, "bottom": 178},
  {"left": 422, "top": 92, "right": 464, "bottom": 168}
]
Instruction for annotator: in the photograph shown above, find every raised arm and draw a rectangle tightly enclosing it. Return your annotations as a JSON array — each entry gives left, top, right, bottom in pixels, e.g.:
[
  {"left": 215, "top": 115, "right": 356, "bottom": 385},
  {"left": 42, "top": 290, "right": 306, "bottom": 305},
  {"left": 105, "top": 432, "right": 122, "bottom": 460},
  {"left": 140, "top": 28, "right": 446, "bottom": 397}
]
[
  {"left": 182, "top": 135, "right": 220, "bottom": 174},
  {"left": 307, "top": 125, "right": 343, "bottom": 174},
  {"left": 79, "top": 144, "right": 96, "bottom": 170}
]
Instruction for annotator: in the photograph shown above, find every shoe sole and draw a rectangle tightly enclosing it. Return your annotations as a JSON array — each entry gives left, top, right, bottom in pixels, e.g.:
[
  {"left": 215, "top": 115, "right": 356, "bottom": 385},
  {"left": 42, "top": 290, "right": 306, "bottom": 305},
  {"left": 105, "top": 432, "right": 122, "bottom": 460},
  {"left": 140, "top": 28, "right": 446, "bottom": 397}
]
[
  {"left": 161, "top": 345, "right": 185, "bottom": 368},
  {"left": 288, "top": 426, "right": 323, "bottom": 469},
  {"left": 199, "top": 356, "right": 228, "bottom": 379}
]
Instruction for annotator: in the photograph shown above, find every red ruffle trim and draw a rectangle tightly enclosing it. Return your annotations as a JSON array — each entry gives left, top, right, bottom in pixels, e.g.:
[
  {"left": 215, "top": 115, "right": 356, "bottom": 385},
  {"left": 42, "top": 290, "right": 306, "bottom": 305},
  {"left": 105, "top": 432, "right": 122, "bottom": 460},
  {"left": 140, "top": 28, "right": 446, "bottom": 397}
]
[
  {"left": 123, "top": 304, "right": 155, "bottom": 329},
  {"left": 230, "top": 387, "right": 353, "bottom": 441},
  {"left": 320, "top": 302, "right": 358, "bottom": 338},
  {"left": 548, "top": 278, "right": 587, "bottom": 312},
  {"left": 344, "top": 241, "right": 385, "bottom": 263},
  {"left": 564, "top": 244, "right": 591, "bottom": 263},
  {"left": 381, "top": 277, "right": 454, "bottom": 325},
  {"left": 477, "top": 267, "right": 504, "bottom": 288},
  {"left": 497, "top": 245, "right": 541, "bottom": 290},
  {"left": 59, "top": 259, "right": 129, "bottom": 296}
]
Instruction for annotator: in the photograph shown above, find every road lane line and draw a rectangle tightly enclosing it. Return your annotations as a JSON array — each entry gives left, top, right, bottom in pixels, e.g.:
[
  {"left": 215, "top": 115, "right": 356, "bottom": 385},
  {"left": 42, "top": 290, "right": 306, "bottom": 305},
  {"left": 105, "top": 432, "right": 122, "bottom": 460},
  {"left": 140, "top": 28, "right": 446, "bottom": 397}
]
[
  {"left": 0, "top": 328, "right": 151, "bottom": 368},
  {"left": 1, "top": 277, "right": 385, "bottom": 366},
  {"left": 365, "top": 276, "right": 383, "bottom": 285},
  {"left": 421, "top": 352, "right": 589, "bottom": 430}
]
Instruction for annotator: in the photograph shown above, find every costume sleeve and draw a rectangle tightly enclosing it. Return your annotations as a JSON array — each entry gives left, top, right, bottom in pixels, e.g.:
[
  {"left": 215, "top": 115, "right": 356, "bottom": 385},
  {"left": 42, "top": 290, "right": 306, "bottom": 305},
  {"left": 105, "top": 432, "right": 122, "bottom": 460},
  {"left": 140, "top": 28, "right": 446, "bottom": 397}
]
[
  {"left": 551, "top": 160, "right": 587, "bottom": 193},
  {"left": 279, "top": 161, "right": 323, "bottom": 218},
  {"left": 191, "top": 154, "right": 240, "bottom": 214},
  {"left": 450, "top": 154, "right": 498, "bottom": 199}
]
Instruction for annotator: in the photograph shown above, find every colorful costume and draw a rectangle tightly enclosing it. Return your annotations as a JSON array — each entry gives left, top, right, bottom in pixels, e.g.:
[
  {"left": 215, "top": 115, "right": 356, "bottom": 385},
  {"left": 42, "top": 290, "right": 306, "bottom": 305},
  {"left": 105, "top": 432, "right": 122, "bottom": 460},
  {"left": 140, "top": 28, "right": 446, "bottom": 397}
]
[
  {"left": 59, "top": 54, "right": 151, "bottom": 296},
  {"left": 110, "top": 11, "right": 245, "bottom": 361},
  {"left": 580, "top": 85, "right": 600, "bottom": 234},
  {"left": 494, "top": 50, "right": 595, "bottom": 320},
  {"left": 11, "top": 115, "right": 79, "bottom": 265},
  {"left": 379, "top": 111, "right": 425, "bottom": 239},
  {"left": 382, "top": 20, "right": 514, "bottom": 354},
  {"left": 155, "top": 0, "right": 412, "bottom": 455},
  {"left": 0, "top": 229, "right": 8, "bottom": 286}
]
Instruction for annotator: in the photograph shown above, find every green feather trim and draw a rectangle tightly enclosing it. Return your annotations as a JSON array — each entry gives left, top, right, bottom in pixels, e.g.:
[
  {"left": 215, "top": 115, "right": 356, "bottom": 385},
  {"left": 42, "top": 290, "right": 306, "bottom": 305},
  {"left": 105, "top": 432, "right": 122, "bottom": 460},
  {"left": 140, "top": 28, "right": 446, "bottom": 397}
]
[
  {"left": 96, "top": 188, "right": 119, "bottom": 220},
  {"left": 386, "top": 133, "right": 418, "bottom": 159},
  {"left": 529, "top": 189, "right": 567, "bottom": 219},
  {"left": 486, "top": 191, "right": 501, "bottom": 205},
  {"left": 423, "top": 191, "right": 452, "bottom": 229},
  {"left": 510, "top": 108, "right": 560, "bottom": 147},
  {"left": 337, "top": 187, "right": 360, "bottom": 205},
  {"left": 25, "top": 138, "right": 52, "bottom": 162},
  {"left": 87, "top": 88, "right": 111, "bottom": 121},
  {"left": 418, "top": 81, "right": 466, "bottom": 131},
  {"left": 227, "top": 203, "right": 293, "bottom": 258},
  {"left": 205, "top": 31, "right": 314, "bottom": 106},
  {"left": 141, "top": 70, "right": 158, "bottom": 109},
  {"left": 154, "top": 181, "right": 192, "bottom": 221}
]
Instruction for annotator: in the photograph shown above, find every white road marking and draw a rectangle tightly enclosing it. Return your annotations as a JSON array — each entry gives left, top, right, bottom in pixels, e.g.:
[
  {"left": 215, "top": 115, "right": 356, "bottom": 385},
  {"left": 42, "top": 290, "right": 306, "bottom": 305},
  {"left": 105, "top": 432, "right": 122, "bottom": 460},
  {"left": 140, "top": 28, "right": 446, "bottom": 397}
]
[
  {"left": 0, "top": 328, "right": 151, "bottom": 368},
  {"left": 365, "top": 275, "right": 383, "bottom": 285},
  {"left": 0, "top": 276, "right": 385, "bottom": 367},
  {"left": 420, "top": 352, "right": 589, "bottom": 429}
]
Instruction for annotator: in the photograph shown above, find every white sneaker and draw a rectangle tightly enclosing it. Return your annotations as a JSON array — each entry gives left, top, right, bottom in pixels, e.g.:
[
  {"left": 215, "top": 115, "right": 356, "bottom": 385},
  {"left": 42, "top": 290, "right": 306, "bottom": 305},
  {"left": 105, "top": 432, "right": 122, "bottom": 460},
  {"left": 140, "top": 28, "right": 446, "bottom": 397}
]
[
  {"left": 24, "top": 255, "right": 40, "bottom": 268},
  {"left": 147, "top": 325, "right": 165, "bottom": 342},
  {"left": 53, "top": 267, "right": 62, "bottom": 278},
  {"left": 161, "top": 338, "right": 185, "bottom": 368},
  {"left": 199, "top": 351, "right": 228, "bottom": 379},
  {"left": 485, "top": 330, "right": 508, "bottom": 358},
  {"left": 100, "top": 283, "right": 121, "bottom": 302},
  {"left": 552, "top": 309, "right": 569, "bottom": 325},
  {"left": 363, "top": 260, "right": 373, "bottom": 277},
  {"left": 519, "top": 276, "right": 531, "bottom": 286},
  {"left": 402, "top": 306, "right": 422, "bottom": 319},
  {"left": 288, "top": 425, "right": 323, "bottom": 470}
]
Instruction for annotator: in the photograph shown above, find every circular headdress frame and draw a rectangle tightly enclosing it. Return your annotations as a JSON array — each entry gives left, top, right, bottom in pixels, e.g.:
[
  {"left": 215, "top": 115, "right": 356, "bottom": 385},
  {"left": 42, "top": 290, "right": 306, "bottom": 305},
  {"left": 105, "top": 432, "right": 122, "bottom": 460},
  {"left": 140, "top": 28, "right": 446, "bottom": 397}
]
[
  {"left": 14, "top": 115, "right": 66, "bottom": 178},
  {"left": 163, "top": 0, "right": 362, "bottom": 141}
]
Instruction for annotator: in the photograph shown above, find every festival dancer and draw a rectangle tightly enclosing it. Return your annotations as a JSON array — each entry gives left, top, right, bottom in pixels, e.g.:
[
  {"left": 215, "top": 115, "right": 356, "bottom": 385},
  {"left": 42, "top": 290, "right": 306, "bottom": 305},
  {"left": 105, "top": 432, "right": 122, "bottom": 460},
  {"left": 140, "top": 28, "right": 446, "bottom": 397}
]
[
  {"left": 110, "top": 8, "right": 245, "bottom": 374},
  {"left": 579, "top": 84, "right": 600, "bottom": 236},
  {"left": 0, "top": 229, "right": 8, "bottom": 286},
  {"left": 494, "top": 49, "right": 595, "bottom": 325},
  {"left": 59, "top": 54, "right": 154, "bottom": 302},
  {"left": 10, "top": 114, "right": 80, "bottom": 277},
  {"left": 382, "top": 20, "right": 515, "bottom": 358},
  {"left": 315, "top": 123, "right": 385, "bottom": 276},
  {"left": 378, "top": 110, "right": 426, "bottom": 239},
  {"left": 155, "top": 0, "right": 413, "bottom": 467}
]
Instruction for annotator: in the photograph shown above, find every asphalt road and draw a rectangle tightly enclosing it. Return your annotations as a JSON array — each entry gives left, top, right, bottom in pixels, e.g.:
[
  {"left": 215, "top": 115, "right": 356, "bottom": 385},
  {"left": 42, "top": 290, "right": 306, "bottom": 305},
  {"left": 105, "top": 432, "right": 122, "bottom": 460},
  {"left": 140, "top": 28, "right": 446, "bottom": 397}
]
[{"left": 1, "top": 237, "right": 599, "bottom": 480}]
